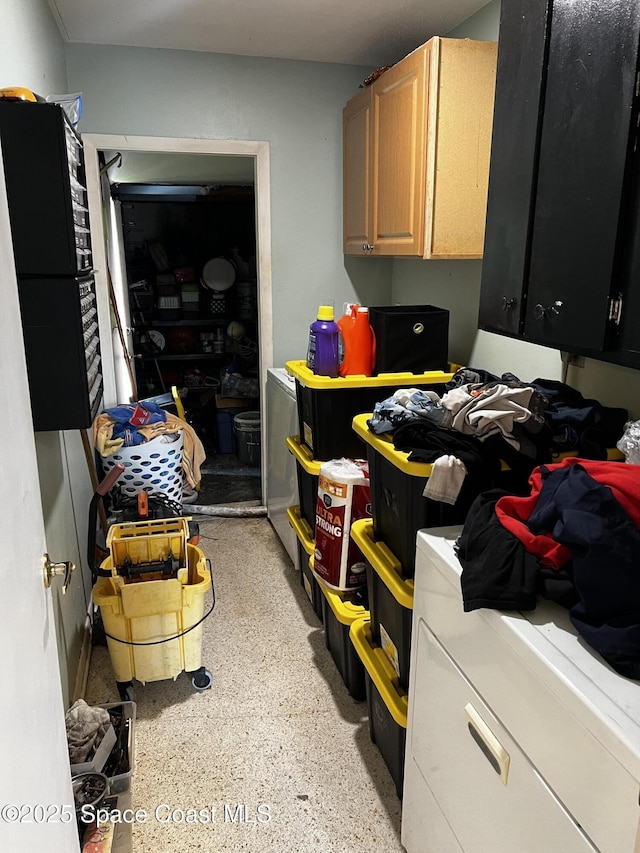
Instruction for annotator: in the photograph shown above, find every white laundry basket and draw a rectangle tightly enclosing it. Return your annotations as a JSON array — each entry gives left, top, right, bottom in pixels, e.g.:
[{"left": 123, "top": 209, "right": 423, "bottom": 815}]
[{"left": 101, "top": 432, "right": 185, "bottom": 502}]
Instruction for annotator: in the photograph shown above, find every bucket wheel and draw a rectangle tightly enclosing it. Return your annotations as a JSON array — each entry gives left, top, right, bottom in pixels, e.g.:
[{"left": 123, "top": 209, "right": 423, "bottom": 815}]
[
  {"left": 189, "top": 666, "right": 213, "bottom": 692},
  {"left": 116, "top": 680, "right": 136, "bottom": 702}
]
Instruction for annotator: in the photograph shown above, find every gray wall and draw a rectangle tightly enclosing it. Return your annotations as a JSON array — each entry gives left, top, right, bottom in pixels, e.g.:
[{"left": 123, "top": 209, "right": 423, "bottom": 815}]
[
  {"left": 65, "top": 44, "right": 394, "bottom": 366},
  {"left": 391, "top": 0, "right": 640, "bottom": 417},
  {"left": 0, "top": 0, "right": 68, "bottom": 95}
]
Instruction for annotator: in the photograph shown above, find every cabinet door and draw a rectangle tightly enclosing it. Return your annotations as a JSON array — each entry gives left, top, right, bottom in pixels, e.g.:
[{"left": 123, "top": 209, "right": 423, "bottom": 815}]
[
  {"left": 343, "top": 86, "right": 372, "bottom": 254},
  {"left": 370, "top": 46, "right": 428, "bottom": 256},
  {"left": 617, "top": 138, "right": 640, "bottom": 359},
  {"left": 479, "top": 0, "right": 551, "bottom": 335},
  {"left": 427, "top": 38, "right": 497, "bottom": 260},
  {"left": 523, "top": 0, "right": 640, "bottom": 351},
  {"left": 408, "top": 618, "right": 599, "bottom": 853}
]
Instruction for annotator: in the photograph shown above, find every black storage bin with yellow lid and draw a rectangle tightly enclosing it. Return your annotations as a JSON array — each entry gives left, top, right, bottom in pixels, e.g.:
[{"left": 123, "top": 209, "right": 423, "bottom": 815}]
[
  {"left": 286, "top": 436, "right": 322, "bottom": 535},
  {"left": 351, "top": 518, "right": 413, "bottom": 692},
  {"left": 350, "top": 617, "right": 407, "bottom": 799},
  {"left": 286, "top": 360, "right": 457, "bottom": 462},
  {"left": 312, "top": 559, "right": 368, "bottom": 701},
  {"left": 286, "top": 505, "right": 324, "bottom": 622},
  {"left": 368, "top": 305, "right": 449, "bottom": 375},
  {"left": 352, "top": 413, "right": 476, "bottom": 578}
]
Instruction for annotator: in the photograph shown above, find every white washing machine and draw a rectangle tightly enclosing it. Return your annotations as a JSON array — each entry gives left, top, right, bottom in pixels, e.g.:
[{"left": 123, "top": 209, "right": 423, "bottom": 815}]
[
  {"left": 402, "top": 527, "right": 640, "bottom": 853},
  {"left": 266, "top": 367, "right": 299, "bottom": 567}
]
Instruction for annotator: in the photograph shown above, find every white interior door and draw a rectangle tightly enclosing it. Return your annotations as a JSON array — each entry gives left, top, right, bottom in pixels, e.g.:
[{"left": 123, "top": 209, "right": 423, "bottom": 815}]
[{"left": 0, "top": 148, "right": 79, "bottom": 850}]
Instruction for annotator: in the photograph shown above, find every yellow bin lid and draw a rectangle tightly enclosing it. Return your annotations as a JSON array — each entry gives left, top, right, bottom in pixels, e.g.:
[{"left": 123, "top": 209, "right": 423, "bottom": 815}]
[
  {"left": 286, "top": 359, "right": 459, "bottom": 390},
  {"left": 286, "top": 505, "right": 314, "bottom": 555},
  {"left": 286, "top": 435, "right": 324, "bottom": 471},
  {"left": 350, "top": 617, "right": 408, "bottom": 728},
  {"left": 309, "top": 556, "right": 369, "bottom": 625},
  {"left": 350, "top": 518, "right": 413, "bottom": 609}
]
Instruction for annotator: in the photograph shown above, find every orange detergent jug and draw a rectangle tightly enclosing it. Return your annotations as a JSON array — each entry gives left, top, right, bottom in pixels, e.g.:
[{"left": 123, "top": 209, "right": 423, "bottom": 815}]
[{"left": 337, "top": 304, "right": 376, "bottom": 377}]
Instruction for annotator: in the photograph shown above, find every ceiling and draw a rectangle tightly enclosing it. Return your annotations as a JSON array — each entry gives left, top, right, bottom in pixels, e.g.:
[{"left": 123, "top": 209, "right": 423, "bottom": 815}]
[{"left": 48, "top": 0, "right": 490, "bottom": 67}]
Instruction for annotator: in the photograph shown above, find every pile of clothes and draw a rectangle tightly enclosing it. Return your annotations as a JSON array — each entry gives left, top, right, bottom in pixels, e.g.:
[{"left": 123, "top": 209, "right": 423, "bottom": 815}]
[
  {"left": 93, "top": 401, "right": 205, "bottom": 489},
  {"left": 367, "top": 366, "right": 628, "bottom": 506},
  {"left": 456, "top": 458, "right": 640, "bottom": 680},
  {"left": 367, "top": 366, "right": 639, "bottom": 679}
]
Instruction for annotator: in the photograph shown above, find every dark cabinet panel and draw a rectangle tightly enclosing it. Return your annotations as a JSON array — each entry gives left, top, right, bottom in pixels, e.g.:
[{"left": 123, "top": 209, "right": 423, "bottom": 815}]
[
  {"left": 0, "top": 101, "right": 91, "bottom": 276},
  {"left": 618, "top": 145, "right": 640, "bottom": 358},
  {"left": 0, "top": 101, "right": 102, "bottom": 430},
  {"left": 480, "top": 0, "right": 640, "bottom": 365},
  {"left": 18, "top": 276, "right": 102, "bottom": 431},
  {"left": 524, "top": 0, "right": 640, "bottom": 351},
  {"left": 479, "top": 0, "right": 552, "bottom": 336}
]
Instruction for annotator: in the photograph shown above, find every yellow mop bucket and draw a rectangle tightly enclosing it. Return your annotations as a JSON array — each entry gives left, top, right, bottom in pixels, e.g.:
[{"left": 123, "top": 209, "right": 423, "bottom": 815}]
[{"left": 93, "top": 541, "right": 213, "bottom": 699}]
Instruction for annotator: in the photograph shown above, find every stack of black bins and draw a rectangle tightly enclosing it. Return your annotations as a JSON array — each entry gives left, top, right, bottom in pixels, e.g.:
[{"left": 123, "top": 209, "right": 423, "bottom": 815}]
[
  {"left": 286, "top": 436, "right": 322, "bottom": 560},
  {"left": 348, "top": 411, "right": 479, "bottom": 800},
  {"left": 284, "top": 360, "right": 456, "bottom": 706}
]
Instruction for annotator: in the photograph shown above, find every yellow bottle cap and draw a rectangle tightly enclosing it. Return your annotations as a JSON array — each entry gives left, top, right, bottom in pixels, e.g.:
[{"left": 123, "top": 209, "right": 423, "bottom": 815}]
[{"left": 317, "top": 305, "right": 334, "bottom": 321}]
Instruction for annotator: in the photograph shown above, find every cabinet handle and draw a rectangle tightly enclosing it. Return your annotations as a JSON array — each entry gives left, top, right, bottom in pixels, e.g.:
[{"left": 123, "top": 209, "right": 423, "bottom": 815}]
[
  {"left": 500, "top": 296, "right": 516, "bottom": 311},
  {"left": 361, "top": 243, "right": 375, "bottom": 254},
  {"left": 534, "top": 300, "right": 563, "bottom": 320},
  {"left": 465, "top": 703, "right": 510, "bottom": 785}
]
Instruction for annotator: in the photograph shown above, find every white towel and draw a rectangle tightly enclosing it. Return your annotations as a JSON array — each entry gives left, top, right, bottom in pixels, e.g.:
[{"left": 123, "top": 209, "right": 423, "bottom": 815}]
[{"left": 423, "top": 455, "right": 468, "bottom": 505}]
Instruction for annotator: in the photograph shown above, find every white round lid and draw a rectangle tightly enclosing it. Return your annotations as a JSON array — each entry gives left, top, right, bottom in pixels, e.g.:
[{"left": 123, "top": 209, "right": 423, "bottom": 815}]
[{"left": 201, "top": 257, "right": 236, "bottom": 291}]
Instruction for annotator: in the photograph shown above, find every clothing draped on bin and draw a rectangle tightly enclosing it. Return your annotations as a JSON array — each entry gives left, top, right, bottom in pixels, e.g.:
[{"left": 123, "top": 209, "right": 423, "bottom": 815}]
[
  {"left": 456, "top": 458, "right": 640, "bottom": 680},
  {"left": 367, "top": 372, "right": 551, "bottom": 503},
  {"left": 366, "top": 367, "right": 629, "bottom": 506},
  {"left": 93, "top": 405, "right": 205, "bottom": 488},
  {"left": 65, "top": 699, "right": 111, "bottom": 764}
]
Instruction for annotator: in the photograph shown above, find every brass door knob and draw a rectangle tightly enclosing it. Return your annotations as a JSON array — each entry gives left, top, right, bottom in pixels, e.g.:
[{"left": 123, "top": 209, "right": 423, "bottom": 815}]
[{"left": 43, "top": 554, "right": 75, "bottom": 593}]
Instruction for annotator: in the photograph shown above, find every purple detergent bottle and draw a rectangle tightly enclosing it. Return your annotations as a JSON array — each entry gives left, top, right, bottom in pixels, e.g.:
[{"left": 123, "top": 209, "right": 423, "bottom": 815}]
[{"left": 307, "top": 305, "right": 340, "bottom": 377}]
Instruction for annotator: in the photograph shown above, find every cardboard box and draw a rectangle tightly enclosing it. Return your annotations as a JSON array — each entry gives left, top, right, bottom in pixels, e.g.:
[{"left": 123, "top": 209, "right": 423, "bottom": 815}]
[{"left": 215, "top": 394, "right": 253, "bottom": 409}]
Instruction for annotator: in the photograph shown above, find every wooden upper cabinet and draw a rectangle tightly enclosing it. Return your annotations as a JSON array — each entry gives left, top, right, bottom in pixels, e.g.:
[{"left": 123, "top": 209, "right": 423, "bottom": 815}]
[{"left": 343, "top": 37, "right": 498, "bottom": 259}]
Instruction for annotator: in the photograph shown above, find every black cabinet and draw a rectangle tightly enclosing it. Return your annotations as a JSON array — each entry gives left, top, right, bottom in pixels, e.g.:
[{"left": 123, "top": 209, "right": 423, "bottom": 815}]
[
  {"left": 480, "top": 0, "right": 640, "bottom": 364},
  {"left": 0, "top": 101, "right": 102, "bottom": 430}
]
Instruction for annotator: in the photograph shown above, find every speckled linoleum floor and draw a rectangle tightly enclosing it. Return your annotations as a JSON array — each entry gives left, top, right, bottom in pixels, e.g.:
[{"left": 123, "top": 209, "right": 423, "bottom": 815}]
[{"left": 85, "top": 515, "right": 403, "bottom": 852}]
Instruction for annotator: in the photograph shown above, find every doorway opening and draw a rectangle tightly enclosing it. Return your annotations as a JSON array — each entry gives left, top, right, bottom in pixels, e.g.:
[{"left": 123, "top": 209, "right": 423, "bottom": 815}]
[{"left": 83, "top": 135, "right": 273, "bottom": 507}]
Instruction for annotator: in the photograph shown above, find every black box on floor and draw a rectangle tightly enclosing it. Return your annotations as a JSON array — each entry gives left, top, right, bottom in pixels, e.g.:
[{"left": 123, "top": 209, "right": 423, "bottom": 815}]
[
  {"left": 368, "top": 305, "right": 449, "bottom": 375},
  {"left": 286, "top": 360, "right": 456, "bottom": 462},
  {"left": 316, "top": 571, "right": 368, "bottom": 701},
  {"left": 351, "top": 518, "right": 413, "bottom": 692},
  {"left": 286, "top": 436, "right": 322, "bottom": 535},
  {"left": 350, "top": 618, "right": 407, "bottom": 800}
]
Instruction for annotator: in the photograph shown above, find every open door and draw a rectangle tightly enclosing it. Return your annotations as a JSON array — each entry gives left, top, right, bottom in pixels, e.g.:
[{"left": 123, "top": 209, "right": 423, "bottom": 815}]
[{"left": 0, "top": 146, "right": 79, "bottom": 848}]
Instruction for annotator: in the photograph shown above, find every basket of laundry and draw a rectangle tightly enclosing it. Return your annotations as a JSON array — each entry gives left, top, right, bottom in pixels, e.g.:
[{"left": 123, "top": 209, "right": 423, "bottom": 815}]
[
  {"left": 93, "top": 401, "right": 206, "bottom": 505},
  {"left": 92, "top": 515, "right": 214, "bottom": 701}
]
